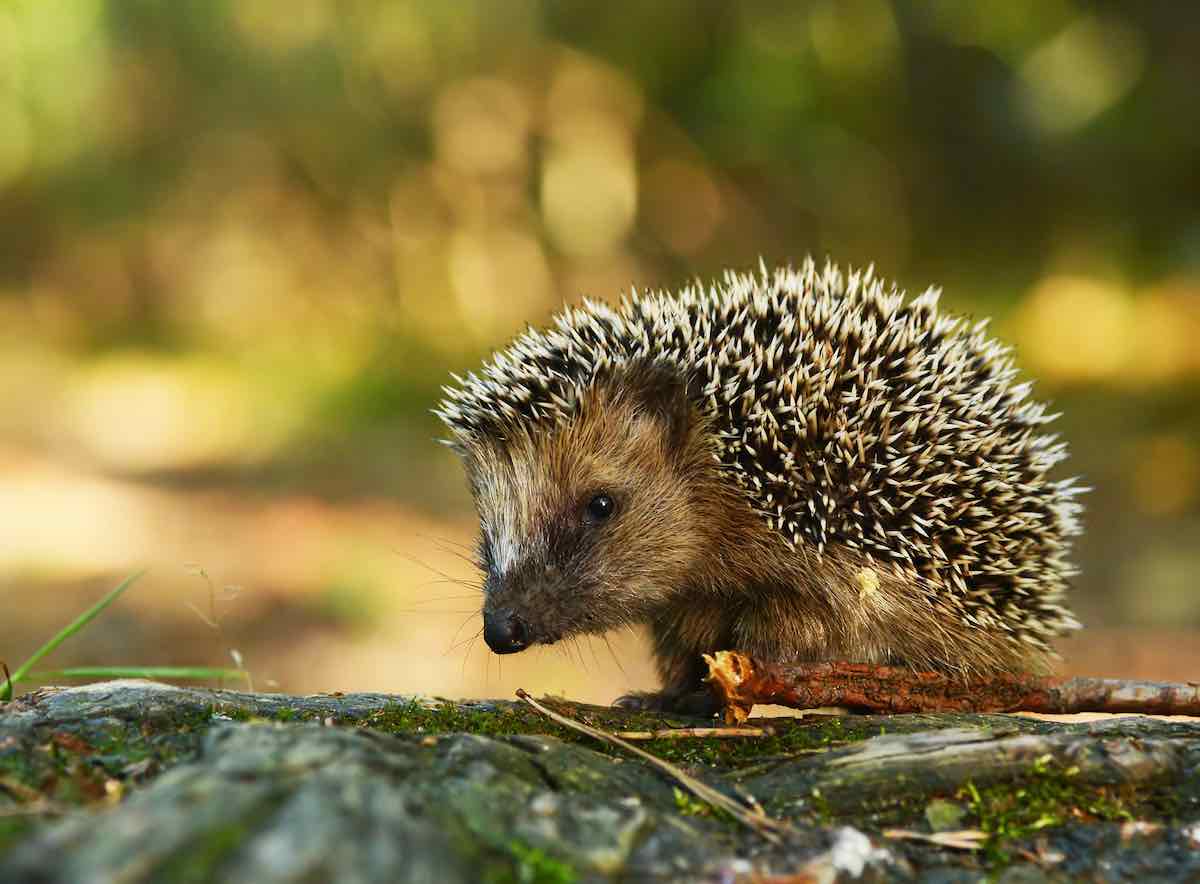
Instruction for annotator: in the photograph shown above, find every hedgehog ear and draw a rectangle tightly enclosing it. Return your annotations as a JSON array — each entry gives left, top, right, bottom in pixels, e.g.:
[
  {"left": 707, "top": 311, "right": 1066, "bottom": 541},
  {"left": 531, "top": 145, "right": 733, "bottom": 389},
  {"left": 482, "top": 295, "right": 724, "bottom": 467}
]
[{"left": 625, "top": 362, "right": 692, "bottom": 450}]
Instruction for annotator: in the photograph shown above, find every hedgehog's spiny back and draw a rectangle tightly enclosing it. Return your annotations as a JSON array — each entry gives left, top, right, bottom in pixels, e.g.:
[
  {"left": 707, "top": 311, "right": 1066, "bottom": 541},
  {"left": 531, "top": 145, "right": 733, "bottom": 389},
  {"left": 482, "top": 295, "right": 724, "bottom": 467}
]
[{"left": 436, "top": 260, "right": 1082, "bottom": 651}]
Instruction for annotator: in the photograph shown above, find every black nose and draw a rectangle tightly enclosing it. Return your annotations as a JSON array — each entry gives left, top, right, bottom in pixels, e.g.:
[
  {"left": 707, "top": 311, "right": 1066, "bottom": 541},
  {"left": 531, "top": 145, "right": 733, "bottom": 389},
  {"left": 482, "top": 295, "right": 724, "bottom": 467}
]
[{"left": 483, "top": 610, "right": 530, "bottom": 654}]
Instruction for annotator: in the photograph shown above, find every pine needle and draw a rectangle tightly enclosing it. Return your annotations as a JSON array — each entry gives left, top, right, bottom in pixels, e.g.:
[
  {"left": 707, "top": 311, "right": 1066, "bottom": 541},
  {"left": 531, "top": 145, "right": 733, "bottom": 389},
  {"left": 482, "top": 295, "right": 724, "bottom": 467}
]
[{"left": 515, "top": 689, "right": 790, "bottom": 842}]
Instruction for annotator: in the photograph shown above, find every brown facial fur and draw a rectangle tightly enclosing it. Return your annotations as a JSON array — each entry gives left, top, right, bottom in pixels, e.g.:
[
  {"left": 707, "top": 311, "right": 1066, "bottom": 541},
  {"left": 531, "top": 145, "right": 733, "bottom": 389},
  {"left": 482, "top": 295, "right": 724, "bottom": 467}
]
[
  {"left": 463, "top": 369, "right": 713, "bottom": 646},
  {"left": 460, "top": 364, "right": 1051, "bottom": 711}
]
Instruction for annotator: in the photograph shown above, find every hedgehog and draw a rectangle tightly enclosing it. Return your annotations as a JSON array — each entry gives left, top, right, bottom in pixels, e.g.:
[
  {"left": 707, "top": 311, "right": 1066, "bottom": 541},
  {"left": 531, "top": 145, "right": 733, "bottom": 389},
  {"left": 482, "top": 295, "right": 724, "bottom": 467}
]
[{"left": 435, "top": 260, "right": 1083, "bottom": 712}]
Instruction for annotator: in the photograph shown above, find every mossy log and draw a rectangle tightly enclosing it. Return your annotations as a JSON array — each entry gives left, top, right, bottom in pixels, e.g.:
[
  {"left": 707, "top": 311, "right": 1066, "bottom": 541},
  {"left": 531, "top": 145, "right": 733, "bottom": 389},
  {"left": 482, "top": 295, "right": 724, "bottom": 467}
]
[{"left": 2, "top": 681, "right": 1199, "bottom": 882}]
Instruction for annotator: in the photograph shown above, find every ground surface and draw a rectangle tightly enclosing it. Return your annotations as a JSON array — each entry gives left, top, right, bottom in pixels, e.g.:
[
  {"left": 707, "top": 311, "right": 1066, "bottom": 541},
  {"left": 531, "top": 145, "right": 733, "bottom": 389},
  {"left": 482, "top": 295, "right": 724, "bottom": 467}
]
[{"left": 1, "top": 681, "right": 1199, "bottom": 882}]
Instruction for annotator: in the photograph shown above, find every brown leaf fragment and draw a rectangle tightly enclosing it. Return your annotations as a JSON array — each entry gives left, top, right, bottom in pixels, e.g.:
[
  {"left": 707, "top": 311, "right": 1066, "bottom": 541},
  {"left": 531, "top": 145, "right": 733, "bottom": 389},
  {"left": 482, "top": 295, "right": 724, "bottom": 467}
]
[{"left": 50, "top": 731, "right": 94, "bottom": 754}]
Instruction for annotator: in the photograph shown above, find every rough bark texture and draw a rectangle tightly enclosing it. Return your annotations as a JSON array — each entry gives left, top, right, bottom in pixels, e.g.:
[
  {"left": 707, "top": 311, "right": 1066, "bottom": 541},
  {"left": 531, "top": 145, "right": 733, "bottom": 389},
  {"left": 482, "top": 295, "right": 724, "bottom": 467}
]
[
  {"left": 2, "top": 680, "right": 1199, "bottom": 882},
  {"left": 704, "top": 652, "right": 1200, "bottom": 722}
]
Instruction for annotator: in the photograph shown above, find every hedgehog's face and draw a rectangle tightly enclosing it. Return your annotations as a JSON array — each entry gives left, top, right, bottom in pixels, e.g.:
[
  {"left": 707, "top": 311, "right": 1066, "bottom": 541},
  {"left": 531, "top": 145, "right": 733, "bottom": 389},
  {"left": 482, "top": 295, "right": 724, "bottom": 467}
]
[{"left": 461, "top": 369, "right": 705, "bottom": 655}]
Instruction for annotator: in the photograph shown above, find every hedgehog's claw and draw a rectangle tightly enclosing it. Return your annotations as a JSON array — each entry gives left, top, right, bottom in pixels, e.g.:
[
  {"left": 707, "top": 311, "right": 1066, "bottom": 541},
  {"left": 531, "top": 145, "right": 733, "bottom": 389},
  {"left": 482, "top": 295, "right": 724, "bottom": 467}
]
[{"left": 613, "top": 689, "right": 721, "bottom": 718}]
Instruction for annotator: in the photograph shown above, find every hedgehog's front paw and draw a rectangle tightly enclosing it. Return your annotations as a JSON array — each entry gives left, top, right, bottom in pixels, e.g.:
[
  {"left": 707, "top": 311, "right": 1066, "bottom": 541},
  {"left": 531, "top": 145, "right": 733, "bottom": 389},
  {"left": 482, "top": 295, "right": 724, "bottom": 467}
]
[
  {"left": 613, "top": 689, "right": 720, "bottom": 717},
  {"left": 612, "top": 691, "right": 658, "bottom": 711}
]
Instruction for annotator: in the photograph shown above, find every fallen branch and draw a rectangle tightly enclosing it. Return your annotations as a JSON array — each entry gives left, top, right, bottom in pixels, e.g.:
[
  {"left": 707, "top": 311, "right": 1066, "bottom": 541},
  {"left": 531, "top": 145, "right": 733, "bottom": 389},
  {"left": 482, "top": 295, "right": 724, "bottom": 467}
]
[
  {"left": 704, "top": 652, "right": 1200, "bottom": 723},
  {"left": 613, "top": 726, "right": 772, "bottom": 740},
  {"left": 515, "top": 689, "right": 791, "bottom": 842}
]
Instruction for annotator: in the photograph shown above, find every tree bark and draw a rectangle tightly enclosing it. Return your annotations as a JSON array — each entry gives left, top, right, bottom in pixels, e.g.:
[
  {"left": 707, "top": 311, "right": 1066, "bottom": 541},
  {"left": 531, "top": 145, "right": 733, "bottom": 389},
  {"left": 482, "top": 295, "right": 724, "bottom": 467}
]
[
  {"left": 2, "top": 680, "right": 1199, "bottom": 882},
  {"left": 704, "top": 651, "right": 1200, "bottom": 722}
]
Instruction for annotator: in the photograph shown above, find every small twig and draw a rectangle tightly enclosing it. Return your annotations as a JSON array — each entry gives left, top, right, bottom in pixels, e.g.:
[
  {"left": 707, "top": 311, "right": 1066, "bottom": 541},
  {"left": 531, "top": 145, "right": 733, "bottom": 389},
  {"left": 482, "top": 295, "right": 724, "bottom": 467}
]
[
  {"left": 613, "top": 726, "right": 773, "bottom": 740},
  {"left": 728, "top": 747, "right": 845, "bottom": 779},
  {"left": 882, "top": 828, "right": 986, "bottom": 851},
  {"left": 184, "top": 565, "right": 253, "bottom": 691},
  {"left": 1, "top": 662, "right": 10, "bottom": 702},
  {"left": 705, "top": 652, "right": 1200, "bottom": 722},
  {"left": 0, "top": 801, "right": 71, "bottom": 818},
  {"left": 0, "top": 775, "right": 44, "bottom": 804},
  {"left": 515, "top": 689, "right": 791, "bottom": 842}
]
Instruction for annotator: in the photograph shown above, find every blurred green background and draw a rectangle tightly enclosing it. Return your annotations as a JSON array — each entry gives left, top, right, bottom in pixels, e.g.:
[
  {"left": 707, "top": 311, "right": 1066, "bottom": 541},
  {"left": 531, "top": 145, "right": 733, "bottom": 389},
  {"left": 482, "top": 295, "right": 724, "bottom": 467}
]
[{"left": 2, "top": 0, "right": 1198, "bottom": 701}]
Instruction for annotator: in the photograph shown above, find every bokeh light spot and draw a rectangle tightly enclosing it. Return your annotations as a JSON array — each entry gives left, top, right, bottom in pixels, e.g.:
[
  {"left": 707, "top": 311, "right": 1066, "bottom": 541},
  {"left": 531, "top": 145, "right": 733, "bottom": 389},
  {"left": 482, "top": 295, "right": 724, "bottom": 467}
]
[
  {"left": 434, "top": 78, "right": 532, "bottom": 178},
  {"left": 1126, "top": 286, "right": 1200, "bottom": 386},
  {"left": 542, "top": 114, "right": 638, "bottom": 258},
  {"left": 449, "top": 229, "right": 553, "bottom": 343},
  {"left": 233, "top": 0, "right": 331, "bottom": 54},
  {"left": 1018, "top": 14, "right": 1145, "bottom": 136},
  {"left": 58, "top": 356, "right": 278, "bottom": 473},
  {"left": 1016, "top": 275, "right": 1133, "bottom": 384},
  {"left": 924, "top": 0, "right": 1073, "bottom": 59},
  {"left": 359, "top": 3, "right": 435, "bottom": 98},
  {"left": 808, "top": 0, "right": 900, "bottom": 81}
]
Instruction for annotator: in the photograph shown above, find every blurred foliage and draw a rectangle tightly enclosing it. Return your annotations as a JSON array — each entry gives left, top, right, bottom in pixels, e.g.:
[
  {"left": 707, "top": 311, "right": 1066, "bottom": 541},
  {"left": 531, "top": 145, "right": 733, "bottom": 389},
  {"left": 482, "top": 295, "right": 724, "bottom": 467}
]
[{"left": 1, "top": 0, "right": 1198, "bottom": 630}]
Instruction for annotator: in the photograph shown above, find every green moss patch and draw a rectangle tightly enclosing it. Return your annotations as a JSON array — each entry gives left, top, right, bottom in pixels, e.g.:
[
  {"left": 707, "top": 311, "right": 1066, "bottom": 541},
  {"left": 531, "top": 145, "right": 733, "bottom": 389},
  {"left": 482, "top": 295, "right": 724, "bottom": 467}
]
[
  {"left": 362, "top": 700, "right": 878, "bottom": 770},
  {"left": 0, "top": 704, "right": 225, "bottom": 812},
  {"left": 483, "top": 840, "right": 578, "bottom": 884},
  {"left": 960, "top": 753, "right": 1174, "bottom": 864}
]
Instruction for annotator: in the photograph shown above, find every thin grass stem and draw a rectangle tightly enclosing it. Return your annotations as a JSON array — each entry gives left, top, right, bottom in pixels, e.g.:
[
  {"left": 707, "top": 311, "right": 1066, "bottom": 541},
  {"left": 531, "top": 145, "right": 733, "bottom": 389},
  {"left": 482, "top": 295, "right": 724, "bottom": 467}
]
[{"left": 1, "top": 571, "right": 145, "bottom": 701}]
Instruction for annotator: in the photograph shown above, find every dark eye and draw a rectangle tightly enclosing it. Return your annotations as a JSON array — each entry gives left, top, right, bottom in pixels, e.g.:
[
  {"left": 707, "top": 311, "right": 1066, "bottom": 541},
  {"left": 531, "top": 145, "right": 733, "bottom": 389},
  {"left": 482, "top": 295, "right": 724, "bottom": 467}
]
[{"left": 585, "top": 493, "right": 615, "bottom": 523}]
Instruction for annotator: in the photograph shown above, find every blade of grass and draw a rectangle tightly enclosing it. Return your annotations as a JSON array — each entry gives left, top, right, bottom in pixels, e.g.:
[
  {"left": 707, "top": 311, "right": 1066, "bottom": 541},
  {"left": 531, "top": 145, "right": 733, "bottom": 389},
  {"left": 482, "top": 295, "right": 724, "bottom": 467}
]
[
  {"left": 25, "top": 666, "right": 251, "bottom": 687},
  {"left": 0, "top": 571, "right": 144, "bottom": 701}
]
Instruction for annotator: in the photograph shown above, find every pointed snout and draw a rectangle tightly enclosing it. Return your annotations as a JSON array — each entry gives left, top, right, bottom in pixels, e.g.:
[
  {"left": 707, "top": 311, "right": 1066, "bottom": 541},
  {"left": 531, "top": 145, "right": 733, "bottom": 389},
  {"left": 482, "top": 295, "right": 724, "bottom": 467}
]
[{"left": 483, "top": 609, "right": 530, "bottom": 654}]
